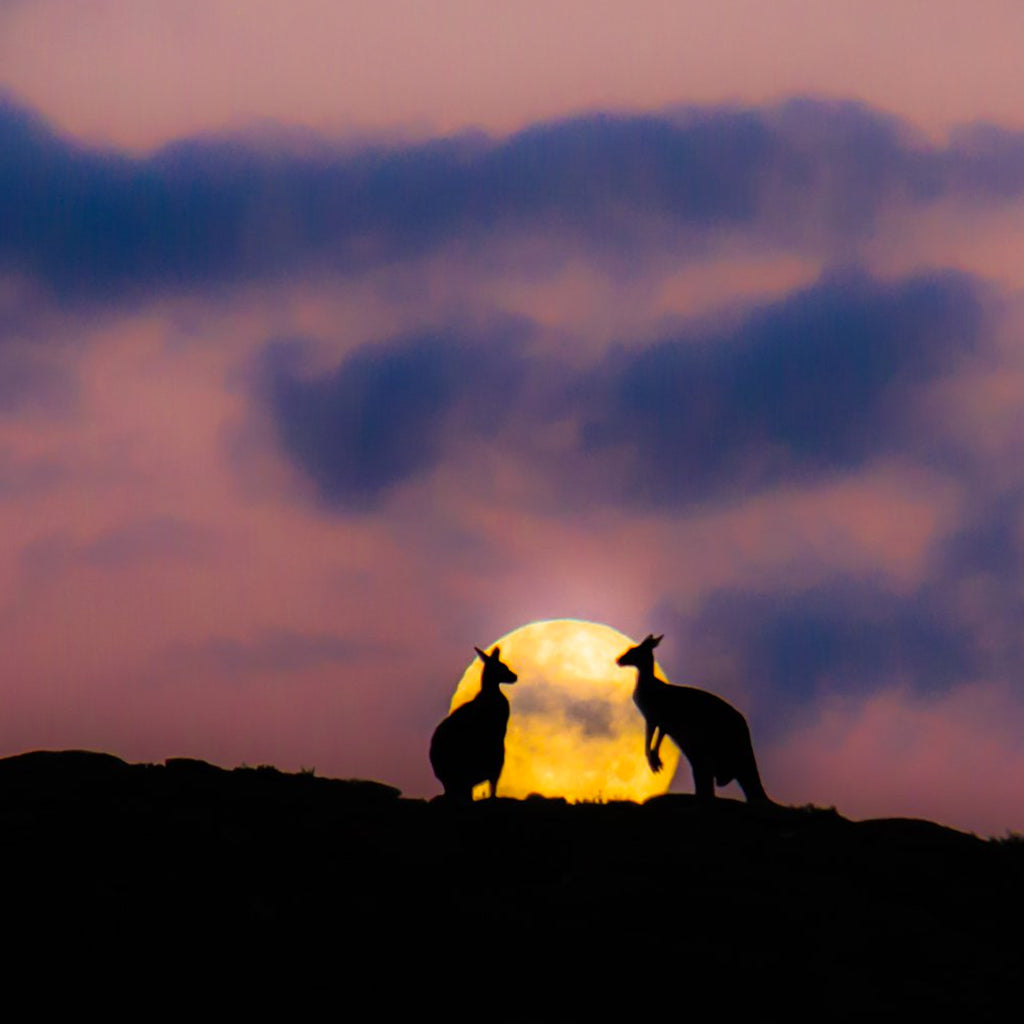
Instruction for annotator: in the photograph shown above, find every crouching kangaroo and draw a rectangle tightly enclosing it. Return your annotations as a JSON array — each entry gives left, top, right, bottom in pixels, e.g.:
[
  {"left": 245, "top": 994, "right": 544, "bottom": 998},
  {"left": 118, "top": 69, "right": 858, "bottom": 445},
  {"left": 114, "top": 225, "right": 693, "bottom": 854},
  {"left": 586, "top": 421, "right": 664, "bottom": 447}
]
[
  {"left": 430, "top": 645, "right": 518, "bottom": 801},
  {"left": 617, "top": 634, "right": 769, "bottom": 803}
]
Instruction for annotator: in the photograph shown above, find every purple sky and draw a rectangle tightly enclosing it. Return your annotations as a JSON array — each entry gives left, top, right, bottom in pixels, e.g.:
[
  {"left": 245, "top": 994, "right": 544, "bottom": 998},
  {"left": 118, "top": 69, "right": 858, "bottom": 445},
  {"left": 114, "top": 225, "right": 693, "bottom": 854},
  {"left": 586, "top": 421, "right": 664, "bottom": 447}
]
[{"left": 2, "top": 1, "right": 1024, "bottom": 834}]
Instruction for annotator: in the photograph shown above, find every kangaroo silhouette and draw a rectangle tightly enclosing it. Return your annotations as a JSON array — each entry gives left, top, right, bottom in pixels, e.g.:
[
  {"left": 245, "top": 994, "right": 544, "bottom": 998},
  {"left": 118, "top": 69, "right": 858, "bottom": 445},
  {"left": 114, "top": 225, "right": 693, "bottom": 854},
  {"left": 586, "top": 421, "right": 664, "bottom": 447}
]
[
  {"left": 429, "top": 645, "right": 518, "bottom": 801},
  {"left": 617, "top": 634, "right": 769, "bottom": 803}
]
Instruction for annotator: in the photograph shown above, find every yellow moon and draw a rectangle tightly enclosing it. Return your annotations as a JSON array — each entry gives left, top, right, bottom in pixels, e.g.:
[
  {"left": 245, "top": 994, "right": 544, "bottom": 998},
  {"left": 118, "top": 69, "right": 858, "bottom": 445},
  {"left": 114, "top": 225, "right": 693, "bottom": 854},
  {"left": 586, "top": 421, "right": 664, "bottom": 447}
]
[{"left": 449, "top": 619, "right": 679, "bottom": 801}]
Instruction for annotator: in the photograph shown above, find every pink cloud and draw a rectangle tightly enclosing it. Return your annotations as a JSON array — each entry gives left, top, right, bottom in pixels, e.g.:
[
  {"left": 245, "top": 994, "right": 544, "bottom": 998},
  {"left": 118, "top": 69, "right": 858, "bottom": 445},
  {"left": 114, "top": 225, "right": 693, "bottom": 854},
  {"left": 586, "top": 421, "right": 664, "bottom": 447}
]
[
  {"left": 3, "top": 1, "right": 1024, "bottom": 149},
  {"left": 1, "top": 48, "right": 1023, "bottom": 838},
  {"left": 0, "top": 281, "right": 976, "bottom": 798},
  {"left": 767, "top": 682, "right": 1024, "bottom": 837}
]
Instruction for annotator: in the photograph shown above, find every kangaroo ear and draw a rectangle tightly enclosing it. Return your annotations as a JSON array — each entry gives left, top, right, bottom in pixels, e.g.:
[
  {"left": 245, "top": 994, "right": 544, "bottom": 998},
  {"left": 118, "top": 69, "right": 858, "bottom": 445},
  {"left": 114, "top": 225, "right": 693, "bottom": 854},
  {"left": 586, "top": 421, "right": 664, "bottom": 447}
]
[
  {"left": 651, "top": 634, "right": 663, "bottom": 647},
  {"left": 491, "top": 646, "right": 500, "bottom": 658},
  {"left": 474, "top": 646, "right": 487, "bottom": 661}
]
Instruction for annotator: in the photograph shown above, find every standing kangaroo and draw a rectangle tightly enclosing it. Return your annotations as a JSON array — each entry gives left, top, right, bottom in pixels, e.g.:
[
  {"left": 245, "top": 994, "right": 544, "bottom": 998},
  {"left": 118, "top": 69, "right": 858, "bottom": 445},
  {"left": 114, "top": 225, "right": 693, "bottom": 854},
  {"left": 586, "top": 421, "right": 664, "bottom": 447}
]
[
  {"left": 617, "top": 634, "right": 769, "bottom": 803},
  {"left": 429, "top": 645, "right": 518, "bottom": 801}
]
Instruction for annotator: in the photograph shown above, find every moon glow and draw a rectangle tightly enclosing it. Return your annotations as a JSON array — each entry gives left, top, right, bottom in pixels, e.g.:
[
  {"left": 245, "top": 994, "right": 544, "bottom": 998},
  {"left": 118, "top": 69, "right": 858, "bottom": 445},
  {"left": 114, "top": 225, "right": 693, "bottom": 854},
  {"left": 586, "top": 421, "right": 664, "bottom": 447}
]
[{"left": 450, "top": 619, "right": 679, "bottom": 801}]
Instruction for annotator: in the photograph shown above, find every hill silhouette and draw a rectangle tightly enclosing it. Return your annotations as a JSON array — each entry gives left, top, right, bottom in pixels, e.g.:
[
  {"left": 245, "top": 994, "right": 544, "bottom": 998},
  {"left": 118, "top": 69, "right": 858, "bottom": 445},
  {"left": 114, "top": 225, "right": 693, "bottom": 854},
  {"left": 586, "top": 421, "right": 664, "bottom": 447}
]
[{"left": 1, "top": 750, "right": 1020, "bottom": 1019}]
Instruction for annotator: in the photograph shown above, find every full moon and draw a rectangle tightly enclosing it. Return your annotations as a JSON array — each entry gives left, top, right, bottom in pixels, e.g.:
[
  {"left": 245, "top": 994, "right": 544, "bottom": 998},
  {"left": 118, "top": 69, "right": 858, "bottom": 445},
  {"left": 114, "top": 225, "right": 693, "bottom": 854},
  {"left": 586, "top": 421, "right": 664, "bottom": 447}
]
[{"left": 449, "top": 619, "right": 679, "bottom": 801}]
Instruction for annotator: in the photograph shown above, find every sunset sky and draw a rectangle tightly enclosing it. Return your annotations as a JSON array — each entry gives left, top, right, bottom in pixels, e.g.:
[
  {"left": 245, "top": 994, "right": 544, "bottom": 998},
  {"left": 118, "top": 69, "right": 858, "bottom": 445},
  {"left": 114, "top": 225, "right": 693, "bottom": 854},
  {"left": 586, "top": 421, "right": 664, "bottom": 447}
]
[{"left": 3, "top": 0, "right": 1024, "bottom": 835}]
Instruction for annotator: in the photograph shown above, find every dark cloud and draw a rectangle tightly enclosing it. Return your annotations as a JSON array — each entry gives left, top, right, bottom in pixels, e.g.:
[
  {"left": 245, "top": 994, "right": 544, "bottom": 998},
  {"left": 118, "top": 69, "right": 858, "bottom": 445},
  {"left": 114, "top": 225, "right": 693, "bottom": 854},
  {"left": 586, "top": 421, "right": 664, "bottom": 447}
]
[
  {"left": 83, "top": 517, "right": 218, "bottom": 569},
  {"left": 0, "top": 448, "right": 65, "bottom": 498},
  {"left": 20, "top": 517, "right": 217, "bottom": 577},
  {"left": 580, "top": 269, "right": 986, "bottom": 507},
  {"left": 256, "top": 269, "right": 991, "bottom": 511},
  {"left": 164, "top": 629, "right": 372, "bottom": 676},
  {"left": 509, "top": 688, "right": 616, "bottom": 738},
  {"left": 563, "top": 698, "right": 616, "bottom": 738},
  {"left": 0, "top": 279, "right": 77, "bottom": 413},
  {"left": 946, "top": 123, "right": 1024, "bottom": 199},
  {"left": 653, "top": 484, "right": 1024, "bottom": 740},
  {"left": 256, "top": 320, "right": 529, "bottom": 508},
  {"left": 939, "top": 489, "right": 1024, "bottom": 581},
  {"left": 658, "top": 582, "right": 977, "bottom": 740},
  {"left": 0, "top": 346, "right": 75, "bottom": 413},
  {"left": 6, "top": 94, "right": 1024, "bottom": 300},
  {"left": 926, "top": 485, "right": 1024, "bottom": 680}
]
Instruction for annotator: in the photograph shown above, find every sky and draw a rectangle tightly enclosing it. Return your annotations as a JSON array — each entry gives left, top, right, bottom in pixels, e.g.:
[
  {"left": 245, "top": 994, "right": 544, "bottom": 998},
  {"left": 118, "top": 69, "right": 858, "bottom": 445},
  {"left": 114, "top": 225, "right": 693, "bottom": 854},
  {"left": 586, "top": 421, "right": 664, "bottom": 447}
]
[{"left": 2, "top": 0, "right": 1024, "bottom": 835}]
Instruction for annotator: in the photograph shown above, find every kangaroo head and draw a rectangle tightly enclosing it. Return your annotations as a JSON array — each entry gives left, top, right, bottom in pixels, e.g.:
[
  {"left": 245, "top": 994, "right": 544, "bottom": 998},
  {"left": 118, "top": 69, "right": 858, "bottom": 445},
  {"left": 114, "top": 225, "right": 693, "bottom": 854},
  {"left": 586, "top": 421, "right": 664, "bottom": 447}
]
[
  {"left": 475, "top": 645, "right": 518, "bottom": 686},
  {"left": 616, "top": 633, "right": 663, "bottom": 670}
]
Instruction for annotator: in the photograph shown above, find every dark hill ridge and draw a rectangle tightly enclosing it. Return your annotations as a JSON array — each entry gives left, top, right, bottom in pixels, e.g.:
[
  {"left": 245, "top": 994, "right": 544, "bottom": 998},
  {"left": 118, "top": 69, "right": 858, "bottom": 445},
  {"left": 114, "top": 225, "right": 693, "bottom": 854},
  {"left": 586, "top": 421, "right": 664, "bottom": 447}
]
[{"left": 1, "top": 750, "right": 1020, "bottom": 1019}]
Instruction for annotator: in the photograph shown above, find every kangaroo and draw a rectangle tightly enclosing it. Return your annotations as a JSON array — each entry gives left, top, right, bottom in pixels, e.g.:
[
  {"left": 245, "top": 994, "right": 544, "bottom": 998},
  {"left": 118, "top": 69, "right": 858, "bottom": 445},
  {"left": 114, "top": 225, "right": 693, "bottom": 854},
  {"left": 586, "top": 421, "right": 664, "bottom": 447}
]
[
  {"left": 429, "top": 645, "right": 518, "bottom": 801},
  {"left": 617, "top": 634, "right": 769, "bottom": 803}
]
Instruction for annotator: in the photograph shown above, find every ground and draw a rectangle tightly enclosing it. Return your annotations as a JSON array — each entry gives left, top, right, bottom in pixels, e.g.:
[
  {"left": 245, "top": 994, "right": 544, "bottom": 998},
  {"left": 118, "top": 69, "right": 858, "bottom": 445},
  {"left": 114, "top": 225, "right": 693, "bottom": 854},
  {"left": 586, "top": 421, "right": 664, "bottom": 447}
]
[{"left": 1, "top": 750, "right": 1019, "bottom": 1019}]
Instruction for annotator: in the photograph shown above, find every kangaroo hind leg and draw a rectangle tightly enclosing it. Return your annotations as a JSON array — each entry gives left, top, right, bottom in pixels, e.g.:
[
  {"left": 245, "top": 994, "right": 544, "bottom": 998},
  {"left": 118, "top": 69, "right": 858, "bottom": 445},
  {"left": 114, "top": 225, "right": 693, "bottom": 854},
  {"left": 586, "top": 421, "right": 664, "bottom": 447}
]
[{"left": 691, "top": 758, "right": 715, "bottom": 801}]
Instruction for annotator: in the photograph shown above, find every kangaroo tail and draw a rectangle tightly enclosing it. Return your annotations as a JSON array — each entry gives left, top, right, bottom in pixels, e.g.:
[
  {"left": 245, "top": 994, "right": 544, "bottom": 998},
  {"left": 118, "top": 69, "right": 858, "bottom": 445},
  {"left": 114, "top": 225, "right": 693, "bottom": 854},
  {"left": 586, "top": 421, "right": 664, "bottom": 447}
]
[
  {"left": 739, "top": 763, "right": 770, "bottom": 803},
  {"left": 737, "top": 745, "right": 771, "bottom": 804}
]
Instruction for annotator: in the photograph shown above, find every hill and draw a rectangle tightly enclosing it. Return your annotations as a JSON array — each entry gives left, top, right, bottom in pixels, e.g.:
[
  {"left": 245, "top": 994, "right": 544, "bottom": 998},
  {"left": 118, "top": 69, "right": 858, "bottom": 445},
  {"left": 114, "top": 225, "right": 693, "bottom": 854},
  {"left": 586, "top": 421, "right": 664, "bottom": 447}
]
[{"left": 1, "top": 749, "right": 1019, "bottom": 1019}]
